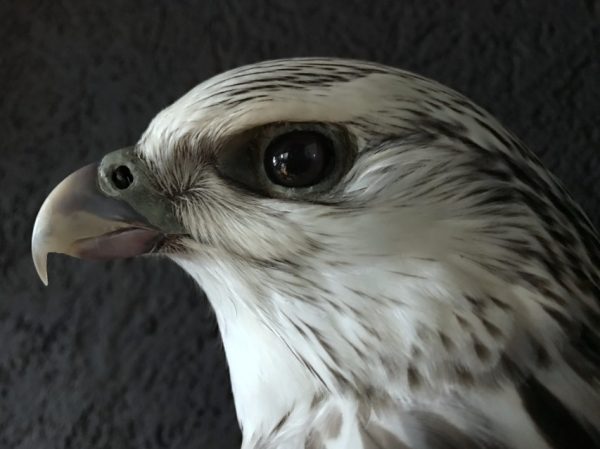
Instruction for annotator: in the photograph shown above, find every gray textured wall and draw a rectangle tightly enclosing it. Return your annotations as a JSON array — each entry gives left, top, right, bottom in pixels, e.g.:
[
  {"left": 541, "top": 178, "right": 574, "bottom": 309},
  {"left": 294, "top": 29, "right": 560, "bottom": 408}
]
[{"left": 1, "top": 1, "right": 599, "bottom": 448}]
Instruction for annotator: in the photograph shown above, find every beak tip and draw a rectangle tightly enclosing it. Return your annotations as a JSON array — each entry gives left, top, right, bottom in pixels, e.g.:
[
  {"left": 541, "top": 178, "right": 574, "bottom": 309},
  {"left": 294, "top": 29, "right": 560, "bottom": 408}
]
[
  {"left": 32, "top": 250, "right": 49, "bottom": 286},
  {"left": 32, "top": 203, "right": 49, "bottom": 286},
  {"left": 40, "top": 274, "right": 49, "bottom": 287}
]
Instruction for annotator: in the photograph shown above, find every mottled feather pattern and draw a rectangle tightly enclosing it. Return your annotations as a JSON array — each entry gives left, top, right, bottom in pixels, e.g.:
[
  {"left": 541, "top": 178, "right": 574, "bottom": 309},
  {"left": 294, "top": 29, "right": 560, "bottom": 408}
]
[{"left": 134, "top": 59, "right": 600, "bottom": 448}]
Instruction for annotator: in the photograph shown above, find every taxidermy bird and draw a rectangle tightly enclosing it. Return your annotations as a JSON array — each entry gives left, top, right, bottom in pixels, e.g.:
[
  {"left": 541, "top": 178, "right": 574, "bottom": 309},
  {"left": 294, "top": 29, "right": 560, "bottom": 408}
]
[{"left": 32, "top": 58, "right": 600, "bottom": 449}]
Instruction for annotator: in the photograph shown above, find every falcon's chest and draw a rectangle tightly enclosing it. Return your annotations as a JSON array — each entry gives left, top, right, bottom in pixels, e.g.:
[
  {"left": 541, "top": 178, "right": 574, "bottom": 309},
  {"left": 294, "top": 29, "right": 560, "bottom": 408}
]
[{"left": 242, "top": 396, "right": 402, "bottom": 449}]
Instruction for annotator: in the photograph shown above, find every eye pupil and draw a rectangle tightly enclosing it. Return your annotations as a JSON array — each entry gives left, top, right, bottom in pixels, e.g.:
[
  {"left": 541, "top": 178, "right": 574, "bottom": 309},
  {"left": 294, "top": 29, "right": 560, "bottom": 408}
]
[
  {"left": 111, "top": 165, "right": 134, "bottom": 189},
  {"left": 265, "top": 131, "right": 333, "bottom": 188}
]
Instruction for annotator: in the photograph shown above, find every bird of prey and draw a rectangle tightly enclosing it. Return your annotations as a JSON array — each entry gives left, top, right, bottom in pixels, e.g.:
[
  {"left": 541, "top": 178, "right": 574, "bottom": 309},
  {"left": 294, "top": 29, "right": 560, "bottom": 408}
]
[{"left": 32, "top": 58, "right": 600, "bottom": 449}]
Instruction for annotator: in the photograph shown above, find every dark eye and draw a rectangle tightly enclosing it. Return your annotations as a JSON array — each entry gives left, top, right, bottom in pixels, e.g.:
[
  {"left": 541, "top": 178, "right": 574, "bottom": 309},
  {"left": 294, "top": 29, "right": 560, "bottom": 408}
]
[
  {"left": 216, "top": 123, "right": 353, "bottom": 199},
  {"left": 264, "top": 131, "right": 333, "bottom": 188},
  {"left": 111, "top": 165, "right": 134, "bottom": 189}
]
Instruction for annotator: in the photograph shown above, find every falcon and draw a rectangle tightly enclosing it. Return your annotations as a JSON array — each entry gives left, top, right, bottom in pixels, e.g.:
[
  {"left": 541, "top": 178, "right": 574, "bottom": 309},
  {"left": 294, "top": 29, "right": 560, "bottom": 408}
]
[{"left": 32, "top": 58, "right": 600, "bottom": 448}]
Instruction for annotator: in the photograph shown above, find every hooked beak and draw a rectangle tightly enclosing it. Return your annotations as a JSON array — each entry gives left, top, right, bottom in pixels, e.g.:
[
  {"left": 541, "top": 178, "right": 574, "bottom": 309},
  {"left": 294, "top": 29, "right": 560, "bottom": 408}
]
[{"left": 32, "top": 148, "right": 185, "bottom": 285}]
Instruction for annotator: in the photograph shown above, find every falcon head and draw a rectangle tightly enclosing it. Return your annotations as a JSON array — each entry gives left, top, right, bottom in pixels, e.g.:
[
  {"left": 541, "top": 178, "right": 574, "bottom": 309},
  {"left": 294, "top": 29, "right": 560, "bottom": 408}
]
[{"left": 32, "top": 59, "right": 600, "bottom": 447}]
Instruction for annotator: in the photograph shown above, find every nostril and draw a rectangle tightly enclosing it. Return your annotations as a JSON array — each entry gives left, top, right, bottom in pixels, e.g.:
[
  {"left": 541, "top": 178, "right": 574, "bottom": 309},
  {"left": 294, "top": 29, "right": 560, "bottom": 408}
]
[{"left": 111, "top": 165, "right": 134, "bottom": 189}]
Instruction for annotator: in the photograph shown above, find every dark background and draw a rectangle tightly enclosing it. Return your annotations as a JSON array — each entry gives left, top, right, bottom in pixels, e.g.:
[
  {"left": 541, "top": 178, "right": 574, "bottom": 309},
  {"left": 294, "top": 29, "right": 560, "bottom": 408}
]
[{"left": 1, "top": 1, "right": 599, "bottom": 448}]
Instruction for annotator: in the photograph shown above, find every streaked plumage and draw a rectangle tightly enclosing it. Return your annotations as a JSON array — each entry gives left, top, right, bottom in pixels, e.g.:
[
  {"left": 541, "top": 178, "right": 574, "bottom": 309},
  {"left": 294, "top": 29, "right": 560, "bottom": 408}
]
[{"left": 33, "top": 58, "right": 600, "bottom": 448}]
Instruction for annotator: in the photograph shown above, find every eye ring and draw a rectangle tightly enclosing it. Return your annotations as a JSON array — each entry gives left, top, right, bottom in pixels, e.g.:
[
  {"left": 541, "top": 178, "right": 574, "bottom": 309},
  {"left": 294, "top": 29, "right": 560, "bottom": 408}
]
[
  {"left": 111, "top": 165, "right": 134, "bottom": 190},
  {"left": 263, "top": 130, "right": 334, "bottom": 188},
  {"left": 215, "top": 122, "right": 355, "bottom": 200}
]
